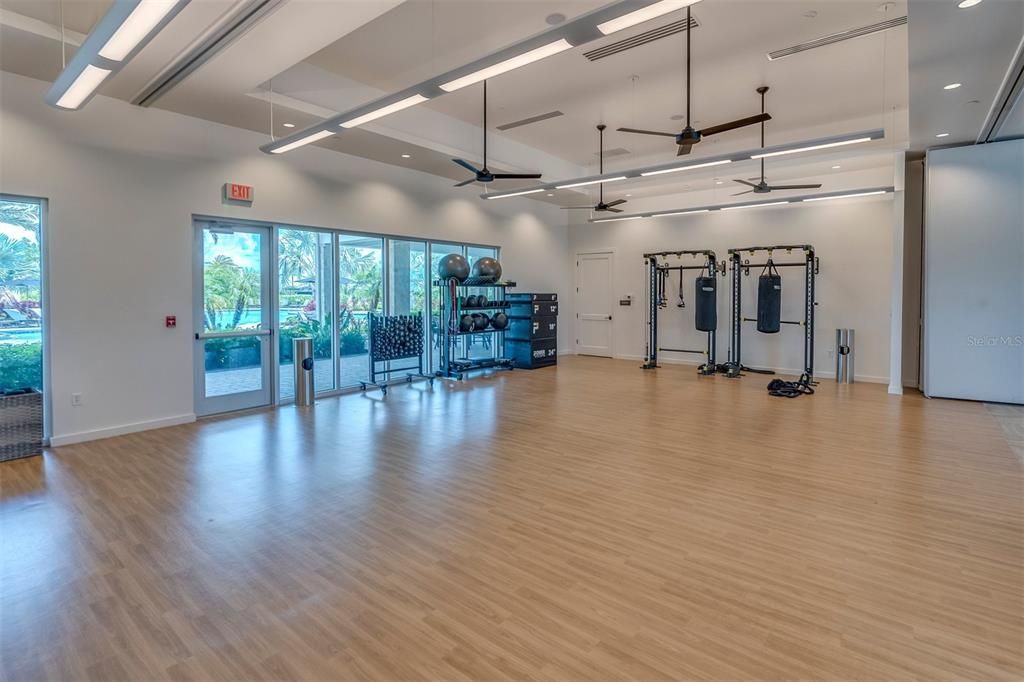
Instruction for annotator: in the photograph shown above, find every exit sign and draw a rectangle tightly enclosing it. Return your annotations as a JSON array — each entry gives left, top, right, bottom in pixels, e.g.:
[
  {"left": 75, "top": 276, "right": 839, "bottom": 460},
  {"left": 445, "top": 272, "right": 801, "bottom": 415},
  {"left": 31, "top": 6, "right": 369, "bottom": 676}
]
[{"left": 224, "top": 183, "right": 253, "bottom": 203}]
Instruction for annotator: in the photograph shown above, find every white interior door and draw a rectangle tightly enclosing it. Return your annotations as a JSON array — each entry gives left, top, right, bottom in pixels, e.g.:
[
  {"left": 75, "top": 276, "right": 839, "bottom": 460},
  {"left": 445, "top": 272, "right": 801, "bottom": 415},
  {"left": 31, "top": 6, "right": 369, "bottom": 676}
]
[
  {"left": 194, "top": 222, "right": 273, "bottom": 416},
  {"left": 576, "top": 252, "right": 614, "bottom": 357}
]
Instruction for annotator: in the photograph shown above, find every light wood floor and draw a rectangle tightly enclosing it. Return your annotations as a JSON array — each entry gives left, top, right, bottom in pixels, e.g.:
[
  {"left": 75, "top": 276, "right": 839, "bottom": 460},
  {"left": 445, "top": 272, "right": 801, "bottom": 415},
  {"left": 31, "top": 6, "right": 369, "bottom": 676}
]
[{"left": 2, "top": 357, "right": 1021, "bottom": 681}]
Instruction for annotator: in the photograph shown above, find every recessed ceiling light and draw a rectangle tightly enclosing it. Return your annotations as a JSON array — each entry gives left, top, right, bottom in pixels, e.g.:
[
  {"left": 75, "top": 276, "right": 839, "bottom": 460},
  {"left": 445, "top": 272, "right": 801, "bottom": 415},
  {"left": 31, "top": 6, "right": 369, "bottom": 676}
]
[
  {"left": 957, "top": 0, "right": 982, "bottom": 7},
  {"left": 715, "top": 180, "right": 723, "bottom": 185},
  {"left": 625, "top": 193, "right": 632, "bottom": 197},
  {"left": 832, "top": 165, "right": 841, "bottom": 169},
  {"left": 935, "top": 132, "right": 950, "bottom": 138},
  {"left": 401, "top": 154, "right": 411, "bottom": 158},
  {"left": 546, "top": 193, "right": 554, "bottom": 196},
  {"left": 943, "top": 83, "right": 962, "bottom": 90},
  {"left": 283, "top": 123, "right": 295, "bottom": 128}
]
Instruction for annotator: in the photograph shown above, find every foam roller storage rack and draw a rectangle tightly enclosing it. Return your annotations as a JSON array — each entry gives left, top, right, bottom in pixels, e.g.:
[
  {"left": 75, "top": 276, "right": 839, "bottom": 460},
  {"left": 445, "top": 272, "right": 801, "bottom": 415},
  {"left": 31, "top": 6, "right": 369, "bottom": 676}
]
[
  {"left": 434, "top": 277, "right": 516, "bottom": 380},
  {"left": 504, "top": 293, "right": 558, "bottom": 369}
]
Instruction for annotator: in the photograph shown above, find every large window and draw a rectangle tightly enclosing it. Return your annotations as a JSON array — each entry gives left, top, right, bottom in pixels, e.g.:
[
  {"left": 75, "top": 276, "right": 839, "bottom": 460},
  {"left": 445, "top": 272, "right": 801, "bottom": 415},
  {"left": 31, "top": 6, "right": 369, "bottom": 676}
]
[
  {"left": 278, "top": 229, "right": 334, "bottom": 399},
  {"left": 0, "top": 197, "right": 44, "bottom": 394},
  {"left": 465, "top": 245, "right": 499, "bottom": 361},
  {"left": 388, "top": 240, "right": 428, "bottom": 371},
  {"left": 337, "top": 234, "right": 383, "bottom": 388}
]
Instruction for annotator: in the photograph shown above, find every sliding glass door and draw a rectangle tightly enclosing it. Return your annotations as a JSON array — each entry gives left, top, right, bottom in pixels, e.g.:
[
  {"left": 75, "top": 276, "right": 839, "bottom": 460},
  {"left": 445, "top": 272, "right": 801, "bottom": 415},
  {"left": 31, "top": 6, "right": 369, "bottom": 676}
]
[
  {"left": 193, "top": 222, "right": 272, "bottom": 415},
  {"left": 0, "top": 196, "right": 45, "bottom": 405}
]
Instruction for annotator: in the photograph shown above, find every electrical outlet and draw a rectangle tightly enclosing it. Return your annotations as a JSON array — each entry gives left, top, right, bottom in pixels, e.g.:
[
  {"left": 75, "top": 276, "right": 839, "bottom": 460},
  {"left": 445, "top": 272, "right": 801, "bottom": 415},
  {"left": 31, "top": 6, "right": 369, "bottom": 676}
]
[{"left": 71, "top": 393, "right": 82, "bottom": 407}]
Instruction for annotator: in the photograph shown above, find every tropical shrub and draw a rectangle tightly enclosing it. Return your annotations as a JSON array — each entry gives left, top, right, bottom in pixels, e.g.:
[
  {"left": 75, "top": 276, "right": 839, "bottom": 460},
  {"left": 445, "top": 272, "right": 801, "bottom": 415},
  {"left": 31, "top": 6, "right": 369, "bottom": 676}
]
[{"left": 0, "top": 342, "right": 43, "bottom": 392}]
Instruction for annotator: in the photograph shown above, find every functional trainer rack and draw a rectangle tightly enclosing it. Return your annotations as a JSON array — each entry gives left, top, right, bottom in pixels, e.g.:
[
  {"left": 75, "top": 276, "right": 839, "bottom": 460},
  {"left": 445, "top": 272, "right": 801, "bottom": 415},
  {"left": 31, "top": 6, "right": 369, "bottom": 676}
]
[
  {"left": 642, "top": 250, "right": 725, "bottom": 374},
  {"left": 722, "top": 244, "right": 819, "bottom": 379}
]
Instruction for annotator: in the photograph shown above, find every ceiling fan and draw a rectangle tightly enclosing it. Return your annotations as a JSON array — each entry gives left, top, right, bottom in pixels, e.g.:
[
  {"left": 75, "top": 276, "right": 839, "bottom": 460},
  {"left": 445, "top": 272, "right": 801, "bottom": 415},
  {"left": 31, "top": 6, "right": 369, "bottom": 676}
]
[
  {"left": 617, "top": 6, "right": 770, "bottom": 156},
  {"left": 452, "top": 80, "right": 543, "bottom": 187},
  {"left": 561, "top": 125, "right": 627, "bottom": 213},
  {"left": 732, "top": 86, "right": 822, "bottom": 196}
]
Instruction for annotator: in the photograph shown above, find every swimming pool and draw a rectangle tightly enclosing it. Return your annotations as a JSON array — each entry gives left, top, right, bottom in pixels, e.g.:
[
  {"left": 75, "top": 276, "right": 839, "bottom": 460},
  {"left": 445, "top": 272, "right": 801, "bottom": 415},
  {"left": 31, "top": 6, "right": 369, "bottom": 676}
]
[{"left": 0, "top": 328, "right": 42, "bottom": 344}]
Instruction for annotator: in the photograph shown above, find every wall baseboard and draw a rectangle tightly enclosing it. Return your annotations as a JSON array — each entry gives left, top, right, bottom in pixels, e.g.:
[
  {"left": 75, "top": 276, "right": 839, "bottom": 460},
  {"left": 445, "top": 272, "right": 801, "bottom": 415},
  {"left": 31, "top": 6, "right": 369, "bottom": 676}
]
[{"left": 51, "top": 413, "right": 197, "bottom": 447}]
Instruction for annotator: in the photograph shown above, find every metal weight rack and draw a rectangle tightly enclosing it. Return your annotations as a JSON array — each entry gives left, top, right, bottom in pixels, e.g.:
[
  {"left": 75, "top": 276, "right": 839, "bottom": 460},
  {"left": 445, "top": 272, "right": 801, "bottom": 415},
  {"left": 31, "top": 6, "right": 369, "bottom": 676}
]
[
  {"left": 434, "top": 277, "right": 516, "bottom": 380},
  {"left": 360, "top": 313, "right": 434, "bottom": 395},
  {"left": 722, "top": 244, "right": 819, "bottom": 379},
  {"left": 642, "top": 250, "right": 725, "bottom": 374}
]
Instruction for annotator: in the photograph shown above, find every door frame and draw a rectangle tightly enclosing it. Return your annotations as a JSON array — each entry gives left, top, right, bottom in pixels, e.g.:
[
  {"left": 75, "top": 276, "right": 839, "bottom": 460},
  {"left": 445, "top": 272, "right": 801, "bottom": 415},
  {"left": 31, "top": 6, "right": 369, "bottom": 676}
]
[
  {"left": 193, "top": 220, "right": 274, "bottom": 416},
  {"left": 574, "top": 250, "right": 615, "bottom": 358}
]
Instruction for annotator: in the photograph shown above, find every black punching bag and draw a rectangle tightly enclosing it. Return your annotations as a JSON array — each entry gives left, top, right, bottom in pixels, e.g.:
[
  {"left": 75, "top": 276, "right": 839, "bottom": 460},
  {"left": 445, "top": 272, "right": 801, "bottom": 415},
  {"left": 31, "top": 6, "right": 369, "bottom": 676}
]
[
  {"left": 757, "top": 263, "right": 782, "bottom": 334},
  {"left": 694, "top": 276, "right": 717, "bottom": 332}
]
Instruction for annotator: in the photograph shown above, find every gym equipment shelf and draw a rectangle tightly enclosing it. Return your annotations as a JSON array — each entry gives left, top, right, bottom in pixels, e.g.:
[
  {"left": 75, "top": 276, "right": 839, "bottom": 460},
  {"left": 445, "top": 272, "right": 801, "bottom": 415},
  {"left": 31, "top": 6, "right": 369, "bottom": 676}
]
[
  {"left": 435, "top": 278, "right": 516, "bottom": 380},
  {"left": 360, "top": 313, "right": 434, "bottom": 395}
]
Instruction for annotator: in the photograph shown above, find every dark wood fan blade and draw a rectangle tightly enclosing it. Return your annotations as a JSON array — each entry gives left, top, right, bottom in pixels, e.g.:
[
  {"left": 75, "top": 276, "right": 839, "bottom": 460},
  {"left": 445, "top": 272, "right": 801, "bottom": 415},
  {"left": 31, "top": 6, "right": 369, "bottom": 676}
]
[
  {"left": 452, "top": 158, "right": 480, "bottom": 174},
  {"left": 732, "top": 190, "right": 754, "bottom": 196},
  {"left": 769, "top": 183, "right": 822, "bottom": 190},
  {"left": 617, "top": 127, "right": 677, "bottom": 138},
  {"left": 605, "top": 207, "right": 624, "bottom": 213},
  {"left": 733, "top": 179, "right": 759, "bottom": 188},
  {"left": 604, "top": 199, "right": 627, "bottom": 207},
  {"left": 491, "top": 173, "right": 543, "bottom": 180},
  {"left": 560, "top": 206, "right": 597, "bottom": 209},
  {"left": 700, "top": 113, "right": 771, "bottom": 137},
  {"left": 453, "top": 178, "right": 476, "bottom": 187},
  {"left": 676, "top": 144, "right": 693, "bottom": 156}
]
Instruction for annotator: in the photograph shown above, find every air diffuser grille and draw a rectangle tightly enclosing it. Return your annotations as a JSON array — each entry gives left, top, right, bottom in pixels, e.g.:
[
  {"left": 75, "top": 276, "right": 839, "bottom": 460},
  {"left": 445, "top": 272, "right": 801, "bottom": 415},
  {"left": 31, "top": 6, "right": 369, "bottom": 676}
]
[
  {"left": 767, "top": 16, "right": 907, "bottom": 61},
  {"left": 584, "top": 16, "right": 698, "bottom": 61}
]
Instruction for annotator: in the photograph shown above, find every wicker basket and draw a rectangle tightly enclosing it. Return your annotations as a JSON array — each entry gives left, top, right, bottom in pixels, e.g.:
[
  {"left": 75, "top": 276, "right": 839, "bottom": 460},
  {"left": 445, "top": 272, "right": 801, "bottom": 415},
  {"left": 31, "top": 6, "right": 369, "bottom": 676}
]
[{"left": 0, "top": 389, "right": 43, "bottom": 462}]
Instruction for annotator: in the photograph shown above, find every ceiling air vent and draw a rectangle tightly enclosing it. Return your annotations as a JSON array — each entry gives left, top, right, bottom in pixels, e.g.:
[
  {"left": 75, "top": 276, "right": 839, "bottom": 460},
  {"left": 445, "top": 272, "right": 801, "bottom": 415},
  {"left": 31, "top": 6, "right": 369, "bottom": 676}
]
[
  {"left": 584, "top": 15, "right": 698, "bottom": 62},
  {"left": 767, "top": 16, "right": 907, "bottom": 61},
  {"left": 496, "top": 110, "right": 564, "bottom": 131}
]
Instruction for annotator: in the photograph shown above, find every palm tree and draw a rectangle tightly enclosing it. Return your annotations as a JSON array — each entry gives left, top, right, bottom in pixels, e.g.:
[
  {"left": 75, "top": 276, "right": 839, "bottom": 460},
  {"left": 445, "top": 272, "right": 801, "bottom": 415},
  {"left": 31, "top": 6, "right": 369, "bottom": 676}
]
[
  {"left": 0, "top": 235, "right": 39, "bottom": 306},
  {"left": 231, "top": 267, "right": 261, "bottom": 329}
]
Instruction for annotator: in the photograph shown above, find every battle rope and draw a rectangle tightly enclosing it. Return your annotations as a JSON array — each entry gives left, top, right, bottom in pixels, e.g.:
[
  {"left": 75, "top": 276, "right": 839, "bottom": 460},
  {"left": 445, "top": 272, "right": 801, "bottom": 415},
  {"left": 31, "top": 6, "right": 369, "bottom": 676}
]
[{"left": 767, "top": 373, "right": 815, "bottom": 398}]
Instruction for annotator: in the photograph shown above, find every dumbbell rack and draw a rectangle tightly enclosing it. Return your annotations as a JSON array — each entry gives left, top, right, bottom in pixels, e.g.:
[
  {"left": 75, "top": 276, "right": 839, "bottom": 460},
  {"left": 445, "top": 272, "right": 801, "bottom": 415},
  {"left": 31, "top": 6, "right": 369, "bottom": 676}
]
[
  {"left": 434, "top": 277, "right": 516, "bottom": 380},
  {"left": 361, "top": 313, "right": 434, "bottom": 395}
]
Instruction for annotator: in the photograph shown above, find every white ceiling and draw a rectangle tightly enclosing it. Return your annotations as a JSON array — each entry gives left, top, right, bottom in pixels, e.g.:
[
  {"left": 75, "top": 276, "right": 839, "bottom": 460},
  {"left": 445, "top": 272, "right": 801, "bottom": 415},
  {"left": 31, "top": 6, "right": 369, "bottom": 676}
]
[{"left": 0, "top": 0, "right": 1015, "bottom": 207}]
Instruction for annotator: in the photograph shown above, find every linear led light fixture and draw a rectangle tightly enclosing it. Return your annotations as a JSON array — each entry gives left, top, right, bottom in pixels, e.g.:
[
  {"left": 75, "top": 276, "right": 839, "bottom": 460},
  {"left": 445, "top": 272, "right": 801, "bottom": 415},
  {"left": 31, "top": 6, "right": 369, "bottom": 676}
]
[
  {"left": 720, "top": 201, "right": 789, "bottom": 211},
  {"left": 586, "top": 186, "right": 894, "bottom": 222},
  {"left": 440, "top": 40, "right": 573, "bottom": 92},
  {"left": 46, "top": 0, "right": 190, "bottom": 110},
  {"left": 751, "top": 136, "right": 875, "bottom": 159},
  {"left": 766, "top": 16, "right": 907, "bottom": 61},
  {"left": 339, "top": 94, "right": 429, "bottom": 128},
  {"left": 270, "top": 130, "right": 336, "bottom": 154},
  {"left": 556, "top": 176, "right": 628, "bottom": 189},
  {"left": 481, "top": 129, "right": 885, "bottom": 199},
  {"left": 596, "top": 0, "right": 702, "bottom": 35},
  {"left": 484, "top": 188, "right": 545, "bottom": 199},
  {"left": 802, "top": 190, "right": 887, "bottom": 202},
  {"left": 592, "top": 215, "right": 647, "bottom": 223},
  {"left": 262, "top": 0, "right": 702, "bottom": 154},
  {"left": 640, "top": 159, "right": 732, "bottom": 176}
]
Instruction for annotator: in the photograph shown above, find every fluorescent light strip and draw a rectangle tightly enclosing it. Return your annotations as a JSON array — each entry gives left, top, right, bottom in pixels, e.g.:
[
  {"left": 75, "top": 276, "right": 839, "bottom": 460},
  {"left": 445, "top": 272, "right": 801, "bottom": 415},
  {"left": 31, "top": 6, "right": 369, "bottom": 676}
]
[
  {"left": 720, "top": 201, "right": 790, "bottom": 211},
  {"left": 99, "top": 0, "right": 179, "bottom": 61},
  {"left": 55, "top": 64, "right": 112, "bottom": 109},
  {"left": 802, "top": 191, "right": 887, "bottom": 202},
  {"left": 556, "top": 176, "right": 628, "bottom": 189},
  {"left": 593, "top": 215, "right": 646, "bottom": 223},
  {"left": 596, "top": 0, "right": 702, "bottom": 35},
  {"left": 641, "top": 159, "right": 732, "bottom": 177},
  {"left": 339, "top": 94, "right": 429, "bottom": 128},
  {"left": 751, "top": 137, "right": 873, "bottom": 159},
  {"left": 656, "top": 209, "right": 710, "bottom": 217},
  {"left": 439, "top": 39, "right": 573, "bottom": 92},
  {"left": 270, "top": 130, "right": 336, "bottom": 154},
  {"left": 485, "top": 189, "right": 545, "bottom": 199}
]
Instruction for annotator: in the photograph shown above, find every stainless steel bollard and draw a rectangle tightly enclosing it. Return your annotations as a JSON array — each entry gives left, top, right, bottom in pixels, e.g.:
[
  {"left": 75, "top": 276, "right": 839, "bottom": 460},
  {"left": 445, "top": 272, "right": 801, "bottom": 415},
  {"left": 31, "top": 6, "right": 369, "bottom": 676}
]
[
  {"left": 293, "top": 337, "right": 315, "bottom": 405},
  {"left": 835, "top": 328, "right": 855, "bottom": 383}
]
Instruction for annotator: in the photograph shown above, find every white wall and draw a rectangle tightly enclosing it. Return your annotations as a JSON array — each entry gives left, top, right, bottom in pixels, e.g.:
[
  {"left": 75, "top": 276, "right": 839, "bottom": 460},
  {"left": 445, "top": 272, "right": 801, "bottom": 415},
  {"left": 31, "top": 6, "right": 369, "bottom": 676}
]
[
  {"left": 0, "top": 73, "right": 572, "bottom": 445},
  {"left": 922, "top": 139, "right": 1024, "bottom": 404},
  {"left": 567, "top": 195, "right": 896, "bottom": 382}
]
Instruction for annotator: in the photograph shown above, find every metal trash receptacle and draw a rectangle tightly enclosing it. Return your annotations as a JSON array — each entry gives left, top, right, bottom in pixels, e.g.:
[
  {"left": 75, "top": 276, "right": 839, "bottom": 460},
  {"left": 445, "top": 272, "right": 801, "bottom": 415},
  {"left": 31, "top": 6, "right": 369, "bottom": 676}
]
[
  {"left": 293, "top": 337, "right": 315, "bottom": 405},
  {"left": 835, "top": 328, "right": 855, "bottom": 384}
]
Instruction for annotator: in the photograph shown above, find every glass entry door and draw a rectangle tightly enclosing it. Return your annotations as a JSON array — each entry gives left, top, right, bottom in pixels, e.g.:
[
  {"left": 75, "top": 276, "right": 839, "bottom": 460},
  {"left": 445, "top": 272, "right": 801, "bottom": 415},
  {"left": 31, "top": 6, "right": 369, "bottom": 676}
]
[{"left": 194, "top": 222, "right": 272, "bottom": 415}]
